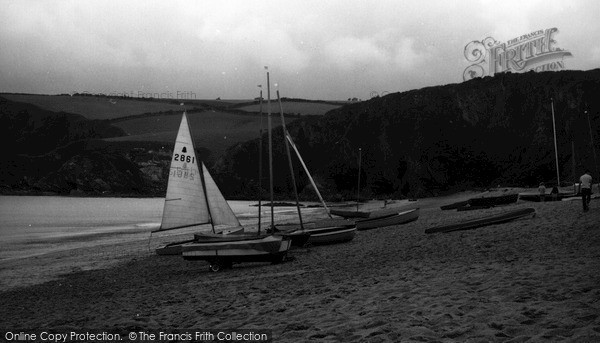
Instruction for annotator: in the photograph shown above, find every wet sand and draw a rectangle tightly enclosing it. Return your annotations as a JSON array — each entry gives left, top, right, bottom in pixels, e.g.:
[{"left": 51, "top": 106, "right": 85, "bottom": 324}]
[{"left": 1, "top": 190, "right": 599, "bottom": 342}]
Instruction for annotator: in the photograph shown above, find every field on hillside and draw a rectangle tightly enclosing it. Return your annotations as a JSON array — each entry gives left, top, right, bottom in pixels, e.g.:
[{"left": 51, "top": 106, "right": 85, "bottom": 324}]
[
  {"left": 2, "top": 94, "right": 342, "bottom": 119},
  {"left": 1, "top": 94, "right": 201, "bottom": 120},
  {"left": 236, "top": 100, "right": 343, "bottom": 115},
  {"left": 107, "top": 111, "right": 291, "bottom": 158}
]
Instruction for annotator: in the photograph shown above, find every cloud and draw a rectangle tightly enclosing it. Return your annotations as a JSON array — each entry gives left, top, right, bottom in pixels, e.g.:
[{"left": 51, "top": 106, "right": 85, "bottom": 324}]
[
  {"left": 324, "top": 36, "right": 388, "bottom": 70},
  {"left": 394, "top": 38, "right": 433, "bottom": 72},
  {"left": 0, "top": 0, "right": 598, "bottom": 99}
]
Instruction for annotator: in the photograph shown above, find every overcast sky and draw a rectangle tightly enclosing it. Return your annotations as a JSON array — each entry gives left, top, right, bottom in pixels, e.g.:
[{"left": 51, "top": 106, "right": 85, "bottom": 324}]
[{"left": 1, "top": 0, "right": 599, "bottom": 100}]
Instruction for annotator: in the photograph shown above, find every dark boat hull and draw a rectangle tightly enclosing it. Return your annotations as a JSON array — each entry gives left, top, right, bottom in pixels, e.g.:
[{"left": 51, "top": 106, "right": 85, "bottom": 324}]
[
  {"left": 468, "top": 193, "right": 519, "bottom": 207},
  {"left": 425, "top": 208, "right": 535, "bottom": 234},
  {"left": 356, "top": 209, "right": 419, "bottom": 230}
]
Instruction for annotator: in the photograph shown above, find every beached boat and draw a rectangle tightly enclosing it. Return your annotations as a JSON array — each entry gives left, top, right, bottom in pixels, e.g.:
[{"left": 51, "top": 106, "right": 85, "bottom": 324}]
[
  {"left": 519, "top": 192, "right": 578, "bottom": 202},
  {"left": 456, "top": 204, "right": 492, "bottom": 212},
  {"left": 181, "top": 234, "right": 291, "bottom": 271},
  {"left": 153, "top": 112, "right": 291, "bottom": 269},
  {"left": 424, "top": 207, "right": 535, "bottom": 234},
  {"left": 273, "top": 218, "right": 356, "bottom": 245},
  {"left": 272, "top": 90, "right": 356, "bottom": 245},
  {"left": 440, "top": 200, "right": 470, "bottom": 210},
  {"left": 468, "top": 193, "right": 519, "bottom": 207},
  {"left": 330, "top": 208, "right": 371, "bottom": 218},
  {"left": 305, "top": 226, "right": 357, "bottom": 245},
  {"left": 356, "top": 208, "right": 420, "bottom": 230}
]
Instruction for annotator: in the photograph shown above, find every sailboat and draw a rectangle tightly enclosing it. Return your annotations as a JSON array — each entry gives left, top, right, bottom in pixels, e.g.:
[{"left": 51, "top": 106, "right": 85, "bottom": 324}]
[
  {"left": 269, "top": 89, "right": 357, "bottom": 245},
  {"left": 153, "top": 112, "right": 291, "bottom": 271},
  {"left": 327, "top": 148, "right": 420, "bottom": 230}
]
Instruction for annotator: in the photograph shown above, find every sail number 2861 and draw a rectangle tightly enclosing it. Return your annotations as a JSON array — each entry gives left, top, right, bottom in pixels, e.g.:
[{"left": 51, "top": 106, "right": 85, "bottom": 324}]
[{"left": 174, "top": 154, "right": 195, "bottom": 163}]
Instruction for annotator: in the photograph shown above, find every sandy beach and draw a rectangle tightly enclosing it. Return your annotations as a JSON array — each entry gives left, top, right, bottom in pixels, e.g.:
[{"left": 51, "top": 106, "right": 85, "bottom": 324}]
[{"left": 1, "top": 190, "right": 599, "bottom": 342}]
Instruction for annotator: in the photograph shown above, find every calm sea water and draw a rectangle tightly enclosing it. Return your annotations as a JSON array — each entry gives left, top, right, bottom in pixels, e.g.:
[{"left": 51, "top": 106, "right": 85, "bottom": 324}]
[{"left": 0, "top": 196, "right": 323, "bottom": 261}]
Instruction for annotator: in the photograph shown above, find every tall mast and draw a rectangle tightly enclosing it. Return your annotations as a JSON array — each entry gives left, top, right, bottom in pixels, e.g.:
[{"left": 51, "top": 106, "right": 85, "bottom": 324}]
[
  {"left": 551, "top": 98, "right": 560, "bottom": 186},
  {"left": 571, "top": 140, "right": 576, "bottom": 182},
  {"left": 357, "top": 147, "right": 362, "bottom": 212},
  {"left": 257, "top": 87, "right": 263, "bottom": 234},
  {"left": 184, "top": 111, "right": 213, "bottom": 232},
  {"left": 267, "top": 68, "right": 274, "bottom": 228},
  {"left": 277, "top": 90, "right": 304, "bottom": 229}
]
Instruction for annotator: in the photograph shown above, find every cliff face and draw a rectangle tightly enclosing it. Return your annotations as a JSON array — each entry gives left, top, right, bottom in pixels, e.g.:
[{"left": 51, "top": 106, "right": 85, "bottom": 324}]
[{"left": 215, "top": 70, "right": 600, "bottom": 199}]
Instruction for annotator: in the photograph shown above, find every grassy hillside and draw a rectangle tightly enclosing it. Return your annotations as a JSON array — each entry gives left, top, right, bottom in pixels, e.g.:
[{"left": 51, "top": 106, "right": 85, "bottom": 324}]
[
  {"left": 0, "top": 94, "right": 202, "bottom": 120},
  {"left": 0, "top": 94, "right": 326, "bottom": 196},
  {"left": 235, "top": 100, "right": 343, "bottom": 115},
  {"left": 107, "top": 111, "right": 291, "bottom": 159}
]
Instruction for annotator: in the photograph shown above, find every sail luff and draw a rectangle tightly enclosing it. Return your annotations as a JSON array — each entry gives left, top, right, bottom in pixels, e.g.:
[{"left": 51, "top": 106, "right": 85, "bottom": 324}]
[
  {"left": 201, "top": 163, "right": 242, "bottom": 227},
  {"left": 198, "top": 161, "right": 216, "bottom": 233},
  {"left": 157, "top": 112, "right": 210, "bottom": 232}
]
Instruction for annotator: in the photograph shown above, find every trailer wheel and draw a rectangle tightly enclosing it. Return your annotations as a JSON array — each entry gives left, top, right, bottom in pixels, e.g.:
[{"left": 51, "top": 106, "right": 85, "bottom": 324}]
[{"left": 209, "top": 263, "right": 221, "bottom": 272}]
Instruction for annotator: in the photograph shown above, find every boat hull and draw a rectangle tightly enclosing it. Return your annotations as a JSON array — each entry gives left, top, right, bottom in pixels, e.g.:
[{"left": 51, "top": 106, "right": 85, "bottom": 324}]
[
  {"left": 330, "top": 209, "right": 371, "bottom": 218},
  {"left": 155, "top": 228, "right": 248, "bottom": 255},
  {"left": 356, "top": 209, "right": 419, "bottom": 230},
  {"left": 271, "top": 229, "right": 312, "bottom": 248},
  {"left": 272, "top": 219, "right": 355, "bottom": 247},
  {"left": 425, "top": 208, "right": 535, "bottom": 234},
  {"left": 305, "top": 226, "right": 357, "bottom": 245},
  {"left": 181, "top": 235, "right": 292, "bottom": 265},
  {"left": 155, "top": 239, "right": 195, "bottom": 255},
  {"left": 519, "top": 193, "right": 578, "bottom": 202},
  {"left": 468, "top": 193, "right": 519, "bottom": 207},
  {"left": 440, "top": 200, "right": 470, "bottom": 210}
]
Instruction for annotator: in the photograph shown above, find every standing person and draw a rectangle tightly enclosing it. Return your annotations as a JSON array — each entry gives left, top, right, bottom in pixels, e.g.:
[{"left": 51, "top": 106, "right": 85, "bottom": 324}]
[
  {"left": 580, "top": 170, "right": 593, "bottom": 212},
  {"left": 538, "top": 182, "right": 546, "bottom": 202}
]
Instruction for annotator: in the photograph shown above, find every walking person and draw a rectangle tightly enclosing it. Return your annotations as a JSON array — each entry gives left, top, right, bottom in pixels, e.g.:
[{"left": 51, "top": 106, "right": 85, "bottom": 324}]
[{"left": 580, "top": 170, "right": 593, "bottom": 212}]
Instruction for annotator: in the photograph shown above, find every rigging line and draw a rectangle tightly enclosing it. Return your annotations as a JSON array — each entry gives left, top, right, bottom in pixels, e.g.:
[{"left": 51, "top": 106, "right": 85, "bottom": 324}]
[
  {"left": 286, "top": 132, "right": 333, "bottom": 218},
  {"left": 278, "top": 90, "right": 304, "bottom": 229}
]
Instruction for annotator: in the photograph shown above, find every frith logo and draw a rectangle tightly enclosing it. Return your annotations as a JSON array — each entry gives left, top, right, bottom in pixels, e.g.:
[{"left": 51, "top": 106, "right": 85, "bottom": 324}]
[{"left": 463, "top": 28, "right": 572, "bottom": 81}]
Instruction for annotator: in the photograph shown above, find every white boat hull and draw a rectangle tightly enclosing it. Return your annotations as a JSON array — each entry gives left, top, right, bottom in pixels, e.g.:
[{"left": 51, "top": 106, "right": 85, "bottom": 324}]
[
  {"left": 356, "top": 208, "right": 419, "bottom": 230},
  {"left": 305, "top": 226, "right": 357, "bottom": 245},
  {"left": 181, "top": 235, "right": 291, "bottom": 260}
]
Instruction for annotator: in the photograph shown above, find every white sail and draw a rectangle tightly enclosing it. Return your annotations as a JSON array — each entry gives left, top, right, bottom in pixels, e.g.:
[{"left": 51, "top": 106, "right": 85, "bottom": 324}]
[
  {"left": 201, "top": 163, "right": 242, "bottom": 227},
  {"left": 158, "top": 112, "right": 210, "bottom": 231}
]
